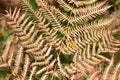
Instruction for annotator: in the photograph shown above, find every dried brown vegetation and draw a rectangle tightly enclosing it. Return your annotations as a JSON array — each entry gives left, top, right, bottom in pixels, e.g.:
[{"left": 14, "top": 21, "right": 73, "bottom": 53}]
[
  {"left": 0, "top": 0, "right": 120, "bottom": 80},
  {"left": 0, "top": 0, "right": 16, "bottom": 14}
]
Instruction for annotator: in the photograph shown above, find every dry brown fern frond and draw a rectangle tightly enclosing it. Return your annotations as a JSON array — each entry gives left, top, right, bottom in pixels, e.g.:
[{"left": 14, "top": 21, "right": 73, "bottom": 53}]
[
  {"left": 0, "top": 0, "right": 17, "bottom": 14},
  {"left": 0, "top": 0, "right": 120, "bottom": 80}
]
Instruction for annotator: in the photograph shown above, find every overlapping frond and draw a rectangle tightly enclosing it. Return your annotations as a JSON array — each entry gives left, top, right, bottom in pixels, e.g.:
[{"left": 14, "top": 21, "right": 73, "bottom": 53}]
[
  {"left": 0, "top": 0, "right": 120, "bottom": 80},
  {"left": 2, "top": 5, "right": 60, "bottom": 79}
]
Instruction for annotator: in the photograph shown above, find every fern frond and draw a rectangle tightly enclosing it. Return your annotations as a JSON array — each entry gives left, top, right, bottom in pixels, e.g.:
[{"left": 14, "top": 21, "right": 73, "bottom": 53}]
[
  {"left": 36, "top": 0, "right": 63, "bottom": 28},
  {"left": 29, "top": 66, "right": 36, "bottom": 80},
  {"left": 102, "top": 55, "right": 114, "bottom": 80},
  {"left": 57, "top": 0, "right": 73, "bottom": 12},
  {"left": 0, "top": 0, "right": 119, "bottom": 80},
  {"left": 70, "top": 5, "right": 111, "bottom": 25},
  {"left": 12, "top": 47, "right": 23, "bottom": 75},
  {"left": 21, "top": 0, "right": 47, "bottom": 27},
  {"left": 110, "top": 62, "right": 120, "bottom": 80},
  {"left": 7, "top": 36, "right": 18, "bottom": 66},
  {"left": 68, "top": 0, "right": 97, "bottom": 7},
  {"left": 72, "top": 0, "right": 107, "bottom": 16},
  {"left": 87, "top": 71, "right": 101, "bottom": 80},
  {"left": 2, "top": 35, "right": 14, "bottom": 61},
  {"left": 0, "top": 35, "right": 18, "bottom": 69},
  {"left": 22, "top": 54, "right": 30, "bottom": 80},
  {"left": 59, "top": 18, "right": 115, "bottom": 54}
]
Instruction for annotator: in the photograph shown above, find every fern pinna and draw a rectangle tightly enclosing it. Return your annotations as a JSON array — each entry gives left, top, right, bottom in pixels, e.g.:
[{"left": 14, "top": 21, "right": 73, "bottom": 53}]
[{"left": 0, "top": 0, "right": 120, "bottom": 80}]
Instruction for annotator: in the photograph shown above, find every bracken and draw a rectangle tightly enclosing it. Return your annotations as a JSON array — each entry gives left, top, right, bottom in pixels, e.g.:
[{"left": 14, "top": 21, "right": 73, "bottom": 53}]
[{"left": 0, "top": 0, "right": 120, "bottom": 80}]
